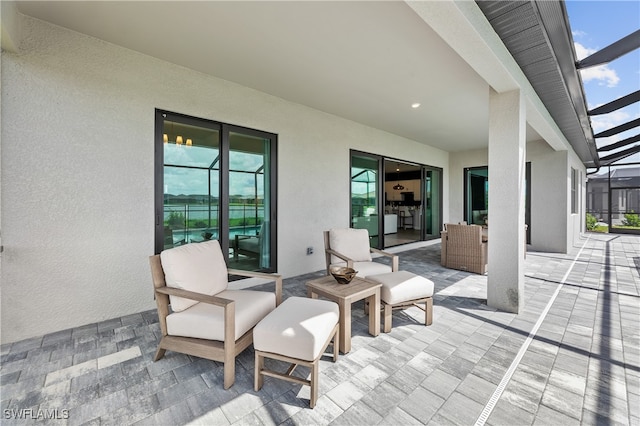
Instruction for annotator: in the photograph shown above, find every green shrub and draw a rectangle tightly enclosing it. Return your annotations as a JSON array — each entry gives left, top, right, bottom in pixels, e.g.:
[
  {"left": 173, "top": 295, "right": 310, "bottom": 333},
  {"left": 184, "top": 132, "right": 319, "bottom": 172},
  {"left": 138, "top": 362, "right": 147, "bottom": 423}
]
[
  {"left": 586, "top": 213, "right": 598, "bottom": 231},
  {"left": 622, "top": 211, "right": 640, "bottom": 227},
  {"left": 167, "top": 211, "right": 186, "bottom": 228}
]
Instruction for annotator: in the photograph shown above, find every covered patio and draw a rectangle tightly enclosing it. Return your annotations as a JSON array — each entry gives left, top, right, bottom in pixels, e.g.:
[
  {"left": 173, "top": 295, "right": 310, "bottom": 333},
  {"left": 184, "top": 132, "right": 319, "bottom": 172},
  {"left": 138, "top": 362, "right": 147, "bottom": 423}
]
[
  {"left": 2, "top": 233, "right": 638, "bottom": 425},
  {"left": 2, "top": 1, "right": 639, "bottom": 424},
  {"left": 2, "top": 0, "right": 606, "bottom": 345}
]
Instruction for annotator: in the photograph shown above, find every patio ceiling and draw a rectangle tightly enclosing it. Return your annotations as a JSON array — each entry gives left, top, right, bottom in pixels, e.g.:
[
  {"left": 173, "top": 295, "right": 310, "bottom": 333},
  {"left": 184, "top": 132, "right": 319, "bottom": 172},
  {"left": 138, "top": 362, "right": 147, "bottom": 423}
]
[
  {"left": 11, "top": 0, "right": 543, "bottom": 154},
  {"left": 12, "top": 1, "right": 621, "bottom": 166}
]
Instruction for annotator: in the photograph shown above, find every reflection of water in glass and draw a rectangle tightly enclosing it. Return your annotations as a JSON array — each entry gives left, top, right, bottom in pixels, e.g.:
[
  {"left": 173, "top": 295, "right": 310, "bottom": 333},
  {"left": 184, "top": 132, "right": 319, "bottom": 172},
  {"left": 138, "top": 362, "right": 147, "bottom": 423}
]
[
  {"left": 171, "top": 226, "right": 261, "bottom": 245},
  {"left": 165, "top": 204, "right": 264, "bottom": 244},
  {"left": 164, "top": 204, "right": 264, "bottom": 220}
]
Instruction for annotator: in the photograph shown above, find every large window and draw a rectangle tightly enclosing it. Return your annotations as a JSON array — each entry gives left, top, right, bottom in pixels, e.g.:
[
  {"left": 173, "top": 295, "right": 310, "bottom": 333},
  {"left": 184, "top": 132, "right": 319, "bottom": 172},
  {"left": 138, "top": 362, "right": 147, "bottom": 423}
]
[{"left": 155, "top": 110, "right": 277, "bottom": 272}]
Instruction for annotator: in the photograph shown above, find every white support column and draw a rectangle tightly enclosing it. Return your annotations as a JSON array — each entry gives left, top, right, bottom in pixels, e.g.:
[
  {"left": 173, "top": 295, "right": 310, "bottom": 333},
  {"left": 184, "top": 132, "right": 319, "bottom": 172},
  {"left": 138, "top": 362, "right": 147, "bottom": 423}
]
[{"left": 487, "top": 89, "right": 526, "bottom": 313}]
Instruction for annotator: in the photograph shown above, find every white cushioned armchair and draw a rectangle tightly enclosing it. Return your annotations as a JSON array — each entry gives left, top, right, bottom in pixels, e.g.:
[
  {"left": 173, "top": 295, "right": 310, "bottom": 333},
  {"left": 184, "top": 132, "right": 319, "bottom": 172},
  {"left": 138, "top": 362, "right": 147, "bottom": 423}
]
[
  {"left": 324, "top": 228, "right": 398, "bottom": 278},
  {"left": 149, "top": 239, "right": 282, "bottom": 389}
]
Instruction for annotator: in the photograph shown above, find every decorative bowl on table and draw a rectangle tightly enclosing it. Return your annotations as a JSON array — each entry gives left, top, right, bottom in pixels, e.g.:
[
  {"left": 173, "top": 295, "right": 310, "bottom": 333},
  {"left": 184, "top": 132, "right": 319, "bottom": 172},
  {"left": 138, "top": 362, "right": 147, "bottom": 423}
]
[{"left": 330, "top": 267, "right": 358, "bottom": 284}]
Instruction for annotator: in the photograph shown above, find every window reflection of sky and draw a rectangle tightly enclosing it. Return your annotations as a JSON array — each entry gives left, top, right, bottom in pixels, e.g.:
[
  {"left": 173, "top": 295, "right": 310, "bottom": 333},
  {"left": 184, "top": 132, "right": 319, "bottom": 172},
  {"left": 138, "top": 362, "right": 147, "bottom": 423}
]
[
  {"left": 164, "top": 144, "right": 265, "bottom": 196},
  {"left": 351, "top": 167, "right": 377, "bottom": 198}
]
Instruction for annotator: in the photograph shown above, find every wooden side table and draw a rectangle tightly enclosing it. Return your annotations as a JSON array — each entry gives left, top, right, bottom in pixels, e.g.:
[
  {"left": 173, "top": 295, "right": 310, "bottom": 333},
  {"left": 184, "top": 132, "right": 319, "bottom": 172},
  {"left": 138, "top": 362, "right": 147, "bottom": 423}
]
[{"left": 306, "top": 275, "right": 381, "bottom": 354}]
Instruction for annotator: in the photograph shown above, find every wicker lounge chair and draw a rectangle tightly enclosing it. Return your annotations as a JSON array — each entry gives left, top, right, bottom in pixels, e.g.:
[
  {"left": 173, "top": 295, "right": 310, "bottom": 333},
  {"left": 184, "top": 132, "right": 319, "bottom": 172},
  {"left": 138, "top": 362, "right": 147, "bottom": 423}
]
[{"left": 440, "top": 223, "right": 487, "bottom": 274}]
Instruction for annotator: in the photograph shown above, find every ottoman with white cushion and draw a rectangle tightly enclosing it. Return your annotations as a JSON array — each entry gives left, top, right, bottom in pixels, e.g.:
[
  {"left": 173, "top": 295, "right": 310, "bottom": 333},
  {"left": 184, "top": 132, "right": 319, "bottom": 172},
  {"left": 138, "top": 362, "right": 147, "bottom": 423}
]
[
  {"left": 253, "top": 297, "right": 339, "bottom": 408},
  {"left": 367, "top": 271, "right": 434, "bottom": 332}
]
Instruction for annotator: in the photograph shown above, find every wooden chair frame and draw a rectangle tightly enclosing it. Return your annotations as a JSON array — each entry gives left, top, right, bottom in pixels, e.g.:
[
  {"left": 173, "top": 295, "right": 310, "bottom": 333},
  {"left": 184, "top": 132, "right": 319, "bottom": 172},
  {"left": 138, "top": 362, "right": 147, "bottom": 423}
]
[
  {"left": 254, "top": 323, "right": 339, "bottom": 408},
  {"left": 383, "top": 297, "right": 433, "bottom": 333},
  {"left": 323, "top": 230, "right": 399, "bottom": 275},
  {"left": 149, "top": 255, "right": 282, "bottom": 389}
]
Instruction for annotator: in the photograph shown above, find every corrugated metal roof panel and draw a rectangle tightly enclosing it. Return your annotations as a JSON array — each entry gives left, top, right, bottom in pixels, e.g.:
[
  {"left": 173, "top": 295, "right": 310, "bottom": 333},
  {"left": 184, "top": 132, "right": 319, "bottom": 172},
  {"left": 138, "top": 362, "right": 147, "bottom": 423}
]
[
  {"left": 503, "top": 27, "right": 548, "bottom": 55},
  {"left": 484, "top": 3, "right": 539, "bottom": 39},
  {"left": 476, "top": 0, "right": 598, "bottom": 167}
]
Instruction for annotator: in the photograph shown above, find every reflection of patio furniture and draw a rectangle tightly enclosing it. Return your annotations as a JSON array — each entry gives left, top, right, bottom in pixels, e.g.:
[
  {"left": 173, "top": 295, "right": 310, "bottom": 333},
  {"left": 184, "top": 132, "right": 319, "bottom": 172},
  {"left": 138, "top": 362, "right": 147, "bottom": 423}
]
[
  {"left": 367, "top": 270, "right": 434, "bottom": 332},
  {"left": 234, "top": 234, "right": 260, "bottom": 259},
  {"left": 233, "top": 223, "right": 265, "bottom": 261},
  {"left": 324, "top": 228, "right": 398, "bottom": 278},
  {"left": 164, "top": 226, "right": 185, "bottom": 249},
  {"left": 149, "top": 239, "right": 282, "bottom": 389},
  {"left": 254, "top": 296, "right": 339, "bottom": 408},
  {"left": 440, "top": 224, "right": 487, "bottom": 274}
]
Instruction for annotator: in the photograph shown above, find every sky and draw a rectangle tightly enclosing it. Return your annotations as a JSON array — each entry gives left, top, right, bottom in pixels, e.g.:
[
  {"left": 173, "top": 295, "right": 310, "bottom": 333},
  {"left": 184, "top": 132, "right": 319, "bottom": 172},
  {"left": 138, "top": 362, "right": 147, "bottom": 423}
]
[
  {"left": 565, "top": 0, "right": 640, "bottom": 165},
  {"left": 164, "top": 144, "right": 265, "bottom": 197}
]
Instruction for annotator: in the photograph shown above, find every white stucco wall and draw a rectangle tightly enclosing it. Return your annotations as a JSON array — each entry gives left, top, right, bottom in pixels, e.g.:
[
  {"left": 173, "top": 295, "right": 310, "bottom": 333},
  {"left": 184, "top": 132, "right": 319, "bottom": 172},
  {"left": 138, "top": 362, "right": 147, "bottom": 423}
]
[
  {"left": 526, "top": 140, "right": 586, "bottom": 252},
  {"left": 0, "top": 16, "right": 449, "bottom": 343},
  {"left": 527, "top": 140, "right": 569, "bottom": 252}
]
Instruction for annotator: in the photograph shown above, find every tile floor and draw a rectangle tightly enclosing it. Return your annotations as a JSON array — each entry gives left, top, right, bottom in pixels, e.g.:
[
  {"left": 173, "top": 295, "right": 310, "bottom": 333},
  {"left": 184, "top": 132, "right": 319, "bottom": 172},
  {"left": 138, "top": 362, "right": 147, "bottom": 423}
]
[{"left": 1, "top": 232, "right": 638, "bottom": 425}]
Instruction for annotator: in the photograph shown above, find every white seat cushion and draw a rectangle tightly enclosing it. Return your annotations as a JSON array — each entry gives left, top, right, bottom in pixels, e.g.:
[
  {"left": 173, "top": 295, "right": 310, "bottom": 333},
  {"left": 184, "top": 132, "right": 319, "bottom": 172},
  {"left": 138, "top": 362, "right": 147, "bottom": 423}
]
[
  {"left": 237, "top": 236, "right": 260, "bottom": 253},
  {"left": 329, "top": 228, "right": 372, "bottom": 264},
  {"left": 166, "top": 290, "right": 276, "bottom": 341},
  {"left": 253, "top": 297, "right": 339, "bottom": 362},
  {"left": 161, "top": 240, "right": 229, "bottom": 312},
  {"left": 330, "top": 261, "right": 392, "bottom": 278},
  {"left": 367, "top": 271, "right": 434, "bottom": 305}
]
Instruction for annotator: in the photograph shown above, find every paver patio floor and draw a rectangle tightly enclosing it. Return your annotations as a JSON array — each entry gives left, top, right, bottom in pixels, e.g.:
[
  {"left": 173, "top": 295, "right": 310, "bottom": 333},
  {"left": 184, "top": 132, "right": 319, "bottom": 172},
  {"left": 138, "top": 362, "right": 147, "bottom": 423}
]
[{"left": 1, "top": 232, "right": 638, "bottom": 425}]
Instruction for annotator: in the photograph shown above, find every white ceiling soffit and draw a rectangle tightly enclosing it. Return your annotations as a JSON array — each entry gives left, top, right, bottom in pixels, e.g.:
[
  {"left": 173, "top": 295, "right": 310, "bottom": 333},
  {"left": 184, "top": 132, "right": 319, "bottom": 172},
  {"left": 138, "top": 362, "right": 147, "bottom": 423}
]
[
  {"left": 1, "top": 1, "right": 21, "bottom": 52},
  {"left": 13, "top": 1, "right": 501, "bottom": 152}
]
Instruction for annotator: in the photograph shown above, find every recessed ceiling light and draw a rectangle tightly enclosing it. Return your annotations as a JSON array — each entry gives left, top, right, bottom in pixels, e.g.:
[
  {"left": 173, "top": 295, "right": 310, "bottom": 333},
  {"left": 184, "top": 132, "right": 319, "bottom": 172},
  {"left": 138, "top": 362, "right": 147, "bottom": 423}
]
[{"left": 411, "top": 103, "right": 421, "bottom": 109}]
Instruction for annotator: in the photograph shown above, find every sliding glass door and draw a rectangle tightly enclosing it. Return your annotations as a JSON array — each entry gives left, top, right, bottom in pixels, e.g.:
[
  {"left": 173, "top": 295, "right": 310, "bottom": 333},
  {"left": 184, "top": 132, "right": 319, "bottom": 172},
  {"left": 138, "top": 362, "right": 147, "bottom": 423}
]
[
  {"left": 156, "top": 110, "right": 277, "bottom": 272},
  {"left": 228, "top": 129, "right": 273, "bottom": 269},
  {"left": 465, "top": 164, "right": 531, "bottom": 243},
  {"left": 423, "top": 167, "right": 442, "bottom": 238},
  {"left": 351, "top": 153, "right": 382, "bottom": 247},
  {"left": 465, "top": 167, "right": 489, "bottom": 225},
  {"left": 160, "top": 115, "right": 221, "bottom": 250},
  {"left": 351, "top": 150, "right": 443, "bottom": 248},
  {"left": 384, "top": 160, "right": 422, "bottom": 247}
]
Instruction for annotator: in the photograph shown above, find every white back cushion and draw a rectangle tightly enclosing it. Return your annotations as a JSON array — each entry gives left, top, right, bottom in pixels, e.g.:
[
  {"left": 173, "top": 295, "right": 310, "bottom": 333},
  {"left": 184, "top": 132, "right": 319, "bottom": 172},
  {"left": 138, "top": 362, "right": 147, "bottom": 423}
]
[
  {"left": 329, "top": 228, "right": 372, "bottom": 264},
  {"left": 160, "top": 240, "right": 228, "bottom": 312}
]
